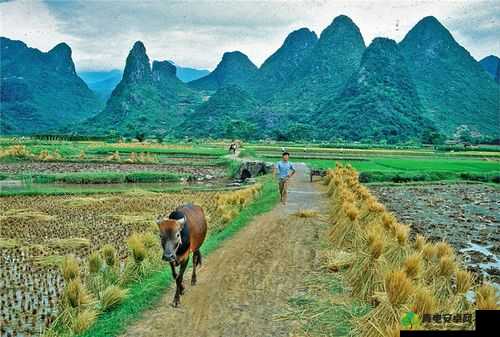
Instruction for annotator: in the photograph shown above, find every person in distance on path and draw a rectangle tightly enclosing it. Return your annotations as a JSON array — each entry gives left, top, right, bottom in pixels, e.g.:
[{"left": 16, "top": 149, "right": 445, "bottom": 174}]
[{"left": 273, "top": 151, "right": 295, "bottom": 205}]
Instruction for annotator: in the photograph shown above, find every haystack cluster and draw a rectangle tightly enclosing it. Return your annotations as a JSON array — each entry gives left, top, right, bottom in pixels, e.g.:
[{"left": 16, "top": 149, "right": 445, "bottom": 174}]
[
  {"left": 1, "top": 184, "right": 261, "bottom": 337},
  {"left": 214, "top": 183, "right": 262, "bottom": 229},
  {"left": 0, "top": 145, "right": 65, "bottom": 162},
  {"left": 105, "top": 151, "right": 159, "bottom": 164},
  {"left": 324, "top": 164, "right": 498, "bottom": 335},
  {"left": 0, "top": 145, "right": 34, "bottom": 160},
  {"left": 0, "top": 145, "right": 160, "bottom": 164},
  {"left": 123, "top": 151, "right": 159, "bottom": 163}
]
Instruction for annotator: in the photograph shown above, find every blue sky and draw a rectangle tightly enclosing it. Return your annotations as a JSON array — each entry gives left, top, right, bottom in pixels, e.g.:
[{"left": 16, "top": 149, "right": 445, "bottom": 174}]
[{"left": 1, "top": 0, "right": 498, "bottom": 71}]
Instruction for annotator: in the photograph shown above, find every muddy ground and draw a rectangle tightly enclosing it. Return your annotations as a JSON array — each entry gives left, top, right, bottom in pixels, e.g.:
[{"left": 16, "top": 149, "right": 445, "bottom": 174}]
[
  {"left": 371, "top": 183, "right": 500, "bottom": 286},
  {"left": 0, "top": 162, "right": 226, "bottom": 178}
]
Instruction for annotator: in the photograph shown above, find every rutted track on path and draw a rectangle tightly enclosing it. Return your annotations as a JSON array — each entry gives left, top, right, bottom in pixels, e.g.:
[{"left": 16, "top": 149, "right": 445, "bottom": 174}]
[{"left": 120, "top": 164, "right": 328, "bottom": 337}]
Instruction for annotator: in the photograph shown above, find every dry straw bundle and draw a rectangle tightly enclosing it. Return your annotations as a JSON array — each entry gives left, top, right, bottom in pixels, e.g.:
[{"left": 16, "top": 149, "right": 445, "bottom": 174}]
[
  {"left": 0, "top": 144, "right": 33, "bottom": 159},
  {"left": 352, "top": 270, "right": 414, "bottom": 337},
  {"left": 346, "top": 235, "right": 388, "bottom": 301},
  {"left": 323, "top": 164, "right": 494, "bottom": 334},
  {"left": 50, "top": 258, "right": 98, "bottom": 335},
  {"left": 62, "top": 255, "right": 81, "bottom": 281},
  {"left": 475, "top": 283, "right": 498, "bottom": 310},
  {"left": 100, "top": 285, "right": 128, "bottom": 311},
  {"left": 215, "top": 183, "right": 262, "bottom": 227}
]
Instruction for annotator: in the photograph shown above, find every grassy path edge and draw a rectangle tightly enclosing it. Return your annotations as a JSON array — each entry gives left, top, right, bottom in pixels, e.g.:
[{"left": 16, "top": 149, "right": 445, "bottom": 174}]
[{"left": 76, "top": 176, "right": 279, "bottom": 337}]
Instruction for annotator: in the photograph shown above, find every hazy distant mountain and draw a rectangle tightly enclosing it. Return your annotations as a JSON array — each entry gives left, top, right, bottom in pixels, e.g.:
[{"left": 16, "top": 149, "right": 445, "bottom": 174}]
[
  {"left": 78, "top": 69, "right": 122, "bottom": 83},
  {"left": 479, "top": 55, "right": 500, "bottom": 83},
  {"left": 78, "top": 69, "right": 122, "bottom": 102},
  {"left": 0, "top": 37, "right": 100, "bottom": 135},
  {"left": 171, "top": 62, "right": 210, "bottom": 83},
  {"left": 78, "top": 41, "right": 201, "bottom": 137},
  {"left": 399, "top": 16, "right": 499, "bottom": 136},
  {"left": 188, "top": 51, "right": 258, "bottom": 91},
  {"left": 317, "top": 38, "right": 434, "bottom": 142}
]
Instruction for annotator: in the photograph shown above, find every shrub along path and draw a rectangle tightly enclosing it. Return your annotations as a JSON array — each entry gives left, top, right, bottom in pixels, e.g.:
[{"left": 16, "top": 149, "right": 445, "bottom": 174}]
[{"left": 119, "top": 163, "right": 333, "bottom": 337}]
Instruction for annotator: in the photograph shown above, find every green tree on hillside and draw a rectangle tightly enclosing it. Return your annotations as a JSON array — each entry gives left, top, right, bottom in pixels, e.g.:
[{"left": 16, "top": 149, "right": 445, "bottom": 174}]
[
  {"left": 421, "top": 129, "right": 446, "bottom": 145},
  {"left": 223, "top": 119, "right": 256, "bottom": 140}
]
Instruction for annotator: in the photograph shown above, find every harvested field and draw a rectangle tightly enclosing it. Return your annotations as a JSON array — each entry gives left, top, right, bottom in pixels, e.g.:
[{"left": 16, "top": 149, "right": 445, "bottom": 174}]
[
  {"left": 0, "top": 184, "right": 262, "bottom": 337},
  {"left": 371, "top": 183, "right": 500, "bottom": 286},
  {"left": 0, "top": 162, "right": 225, "bottom": 178}
]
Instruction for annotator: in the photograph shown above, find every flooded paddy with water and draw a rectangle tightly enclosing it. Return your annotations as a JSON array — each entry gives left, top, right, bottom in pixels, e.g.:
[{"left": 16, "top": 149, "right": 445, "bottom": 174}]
[{"left": 371, "top": 183, "right": 499, "bottom": 287}]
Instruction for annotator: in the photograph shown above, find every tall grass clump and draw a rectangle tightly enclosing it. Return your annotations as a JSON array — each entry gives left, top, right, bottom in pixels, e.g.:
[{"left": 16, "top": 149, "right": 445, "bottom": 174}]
[
  {"left": 101, "top": 244, "right": 117, "bottom": 268},
  {"left": 475, "top": 283, "right": 498, "bottom": 310},
  {"left": 100, "top": 285, "right": 128, "bottom": 311},
  {"left": 62, "top": 255, "right": 80, "bottom": 281}
]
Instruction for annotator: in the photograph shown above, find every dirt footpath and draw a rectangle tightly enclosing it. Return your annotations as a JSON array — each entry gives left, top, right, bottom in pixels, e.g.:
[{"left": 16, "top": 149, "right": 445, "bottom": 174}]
[{"left": 121, "top": 163, "right": 328, "bottom": 337}]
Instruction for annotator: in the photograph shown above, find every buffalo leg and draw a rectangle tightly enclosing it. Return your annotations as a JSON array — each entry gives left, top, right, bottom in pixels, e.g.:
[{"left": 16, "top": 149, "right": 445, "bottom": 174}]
[
  {"left": 173, "top": 256, "right": 189, "bottom": 307},
  {"left": 169, "top": 261, "right": 177, "bottom": 280},
  {"left": 191, "top": 251, "right": 198, "bottom": 285},
  {"left": 196, "top": 250, "right": 202, "bottom": 266}
]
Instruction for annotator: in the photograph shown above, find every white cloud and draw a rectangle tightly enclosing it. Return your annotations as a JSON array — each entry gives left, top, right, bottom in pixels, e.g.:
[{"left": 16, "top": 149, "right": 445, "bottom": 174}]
[
  {"left": 1, "top": 0, "right": 498, "bottom": 71},
  {"left": 0, "top": 0, "right": 71, "bottom": 51}
]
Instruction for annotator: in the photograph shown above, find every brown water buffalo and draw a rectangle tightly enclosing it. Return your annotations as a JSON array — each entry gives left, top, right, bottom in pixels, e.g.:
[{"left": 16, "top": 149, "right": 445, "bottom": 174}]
[{"left": 156, "top": 204, "right": 207, "bottom": 307}]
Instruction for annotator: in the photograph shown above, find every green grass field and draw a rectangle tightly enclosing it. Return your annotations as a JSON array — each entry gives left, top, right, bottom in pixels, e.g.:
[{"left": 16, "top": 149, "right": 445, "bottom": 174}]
[
  {"left": 0, "top": 138, "right": 227, "bottom": 160},
  {"left": 301, "top": 157, "right": 499, "bottom": 172},
  {"left": 248, "top": 143, "right": 500, "bottom": 184},
  {"left": 7, "top": 171, "right": 183, "bottom": 184},
  {"left": 1, "top": 138, "right": 499, "bottom": 186}
]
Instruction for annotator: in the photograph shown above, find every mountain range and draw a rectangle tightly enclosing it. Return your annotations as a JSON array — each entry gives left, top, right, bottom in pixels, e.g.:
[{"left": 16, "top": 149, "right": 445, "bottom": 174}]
[
  {"left": 1, "top": 15, "right": 499, "bottom": 142},
  {"left": 399, "top": 17, "right": 499, "bottom": 136},
  {"left": 0, "top": 37, "right": 100, "bottom": 134},
  {"left": 316, "top": 37, "right": 434, "bottom": 142},
  {"left": 78, "top": 64, "right": 209, "bottom": 102},
  {"left": 78, "top": 42, "right": 202, "bottom": 137}
]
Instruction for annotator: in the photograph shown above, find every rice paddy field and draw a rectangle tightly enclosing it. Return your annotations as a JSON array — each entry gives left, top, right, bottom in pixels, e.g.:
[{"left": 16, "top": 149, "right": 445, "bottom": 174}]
[
  {"left": 1, "top": 138, "right": 499, "bottom": 336},
  {"left": 322, "top": 164, "right": 498, "bottom": 335},
  {"left": 0, "top": 184, "right": 264, "bottom": 337},
  {"left": 0, "top": 138, "right": 263, "bottom": 336},
  {"left": 0, "top": 139, "right": 237, "bottom": 196}
]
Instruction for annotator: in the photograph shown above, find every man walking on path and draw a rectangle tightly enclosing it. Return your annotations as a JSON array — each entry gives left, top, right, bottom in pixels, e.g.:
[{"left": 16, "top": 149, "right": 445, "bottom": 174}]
[{"left": 274, "top": 152, "right": 296, "bottom": 205}]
